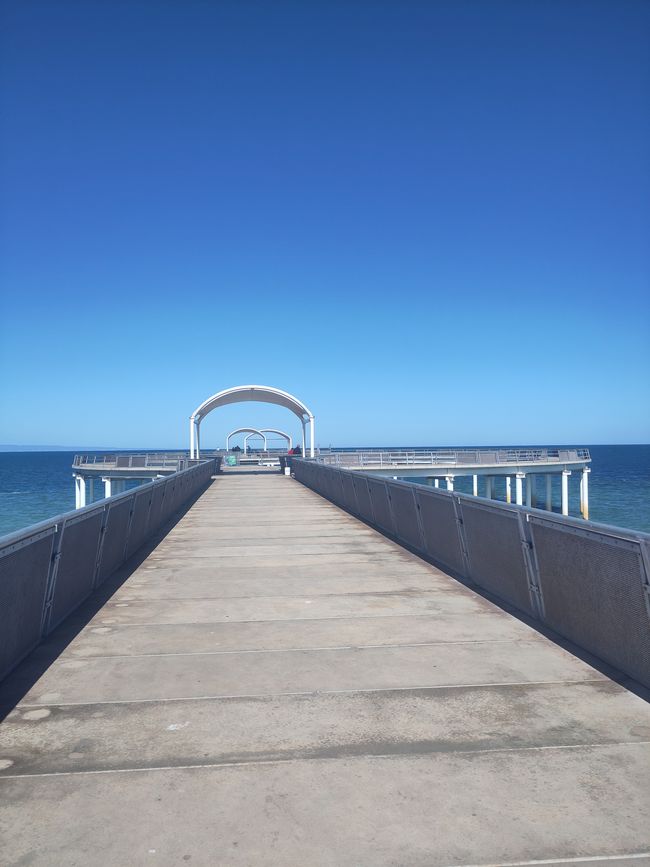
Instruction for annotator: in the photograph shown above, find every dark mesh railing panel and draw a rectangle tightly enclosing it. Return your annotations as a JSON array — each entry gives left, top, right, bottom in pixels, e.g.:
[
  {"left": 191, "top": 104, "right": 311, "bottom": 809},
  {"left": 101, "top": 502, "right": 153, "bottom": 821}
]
[
  {"left": 414, "top": 488, "right": 465, "bottom": 575},
  {"left": 352, "top": 475, "right": 373, "bottom": 522},
  {"left": 97, "top": 499, "right": 132, "bottom": 584},
  {"left": 170, "top": 475, "right": 186, "bottom": 512},
  {"left": 50, "top": 511, "right": 104, "bottom": 629},
  {"left": 148, "top": 481, "right": 166, "bottom": 532},
  {"left": 367, "top": 479, "right": 394, "bottom": 534},
  {"left": 326, "top": 468, "right": 342, "bottom": 504},
  {"left": 322, "top": 466, "right": 337, "bottom": 500},
  {"left": 531, "top": 519, "right": 650, "bottom": 688},
  {"left": 0, "top": 462, "right": 215, "bottom": 683},
  {"left": 130, "top": 456, "right": 146, "bottom": 467},
  {"left": 323, "top": 467, "right": 334, "bottom": 499},
  {"left": 160, "top": 478, "right": 176, "bottom": 521},
  {"left": 460, "top": 501, "right": 534, "bottom": 615},
  {"left": 319, "top": 466, "right": 328, "bottom": 491},
  {"left": 289, "top": 460, "right": 650, "bottom": 688},
  {"left": 0, "top": 534, "right": 54, "bottom": 680},
  {"left": 387, "top": 482, "right": 423, "bottom": 551},
  {"left": 340, "top": 472, "right": 358, "bottom": 513},
  {"left": 126, "top": 489, "right": 153, "bottom": 558}
]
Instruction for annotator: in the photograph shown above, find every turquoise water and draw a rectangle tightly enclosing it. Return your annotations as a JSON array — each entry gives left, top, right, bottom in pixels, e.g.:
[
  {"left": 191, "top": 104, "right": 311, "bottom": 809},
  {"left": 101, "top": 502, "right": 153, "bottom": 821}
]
[{"left": 0, "top": 446, "right": 648, "bottom": 538}]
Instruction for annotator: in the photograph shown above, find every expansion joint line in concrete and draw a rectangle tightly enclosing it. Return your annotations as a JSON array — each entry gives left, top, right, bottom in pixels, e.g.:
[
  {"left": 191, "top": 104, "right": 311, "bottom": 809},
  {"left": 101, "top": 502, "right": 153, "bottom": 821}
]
[
  {"left": 14, "top": 678, "right": 609, "bottom": 709},
  {"left": 2, "top": 740, "right": 649, "bottom": 781}
]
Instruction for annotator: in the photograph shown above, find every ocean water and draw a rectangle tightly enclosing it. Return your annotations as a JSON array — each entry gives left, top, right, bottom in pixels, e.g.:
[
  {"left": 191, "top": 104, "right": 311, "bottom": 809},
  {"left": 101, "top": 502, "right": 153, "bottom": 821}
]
[
  {"left": 0, "top": 451, "right": 147, "bottom": 537},
  {"left": 0, "top": 446, "right": 648, "bottom": 538}
]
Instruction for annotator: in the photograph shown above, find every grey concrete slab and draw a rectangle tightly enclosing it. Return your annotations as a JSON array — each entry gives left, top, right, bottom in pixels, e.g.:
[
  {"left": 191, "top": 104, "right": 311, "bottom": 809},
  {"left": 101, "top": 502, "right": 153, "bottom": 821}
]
[
  {"left": 90, "top": 588, "right": 493, "bottom": 625},
  {"left": 169, "top": 517, "right": 361, "bottom": 529},
  {"left": 2, "top": 473, "right": 650, "bottom": 866},
  {"left": 16, "top": 640, "right": 605, "bottom": 706},
  {"left": 145, "top": 542, "right": 403, "bottom": 557},
  {"left": 110, "top": 570, "right": 460, "bottom": 599},
  {"left": 1, "top": 746, "right": 650, "bottom": 866},
  {"left": 134, "top": 557, "right": 434, "bottom": 580},
  {"left": 59, "top": 612, "right": 541, "bottom": 658},
  {"left": 162, "top": 530, "right": 381, "bottom": 545},
  {"left": 2, "top": 681, "right": 648, "bottom": 776},
  {"left": 141, "top": 550, "right": 420, "bottom": 566}
]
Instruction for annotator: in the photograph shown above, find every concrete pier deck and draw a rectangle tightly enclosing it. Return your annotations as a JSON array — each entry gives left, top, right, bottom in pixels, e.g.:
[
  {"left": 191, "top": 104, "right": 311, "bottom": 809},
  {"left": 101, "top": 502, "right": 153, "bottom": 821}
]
[{"left": 1, "top": 473, "right": 650, "bottom": 865}]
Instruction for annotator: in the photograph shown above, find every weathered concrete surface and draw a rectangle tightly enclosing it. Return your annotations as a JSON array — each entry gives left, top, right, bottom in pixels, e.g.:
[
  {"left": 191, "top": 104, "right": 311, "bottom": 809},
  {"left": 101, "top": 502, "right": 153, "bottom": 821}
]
[{"left": 1, "top": 473, "right": 650, "bottom": 866}]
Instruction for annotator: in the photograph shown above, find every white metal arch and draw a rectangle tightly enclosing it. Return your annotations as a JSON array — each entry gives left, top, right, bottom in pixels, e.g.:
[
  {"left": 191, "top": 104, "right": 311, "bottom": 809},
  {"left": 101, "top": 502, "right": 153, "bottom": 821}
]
[
  {"left": 190, "top": 385, "right": 315, "bottom": 458},
  {"left": 243, "top": 432, "right": 268, "bottom": 453},
  {"left": 259, "top": 429, "right": 292, "bottom": 450},
  {"left": 225, "top": 427, "right": 268, "bottom": 452}
]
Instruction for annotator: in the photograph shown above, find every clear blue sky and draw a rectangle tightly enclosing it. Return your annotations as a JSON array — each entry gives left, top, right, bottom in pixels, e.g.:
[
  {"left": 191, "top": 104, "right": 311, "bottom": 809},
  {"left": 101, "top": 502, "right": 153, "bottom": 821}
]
[{"left": 1, "top": 0, "right": 648, "bottom": 448}]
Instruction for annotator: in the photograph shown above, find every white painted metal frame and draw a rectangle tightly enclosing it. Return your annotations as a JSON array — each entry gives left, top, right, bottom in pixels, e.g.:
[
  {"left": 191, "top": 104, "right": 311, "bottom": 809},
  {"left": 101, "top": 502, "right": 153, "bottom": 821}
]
[
  {"left": 243, "top": 431, "right": 268, "bottom": 454},
  {"left": 259, "top": 429, "right": 293, "bottom": 450},
  {"left": 225, "top": 427, "right": 268, "bottom": 452},
  {"left": 190, "top": 385, "right": 315, "bottom": 459}
]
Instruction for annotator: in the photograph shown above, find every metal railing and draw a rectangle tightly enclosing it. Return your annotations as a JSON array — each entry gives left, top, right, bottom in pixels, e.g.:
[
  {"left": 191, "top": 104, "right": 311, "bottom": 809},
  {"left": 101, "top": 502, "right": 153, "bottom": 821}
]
[
  {"left": 291, "top": 458, "right": 650, "bottom": 690},
  {"left": 74, "top": 451, "right": 290, "bottom": 470},
  {"left": 73, "top": 453, "right": 189, "bottom": 470},
  {"left": 0, "top": 459, "right": 217, "bottom": 682},
  {"left": 312, "top": 448, "right": 591, "bottom": 468}
]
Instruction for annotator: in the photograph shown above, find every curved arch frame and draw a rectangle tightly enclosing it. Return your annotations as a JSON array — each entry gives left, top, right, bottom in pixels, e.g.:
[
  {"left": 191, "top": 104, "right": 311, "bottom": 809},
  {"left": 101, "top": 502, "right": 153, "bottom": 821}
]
[
  {"left": 243, "top": 432, "right": 269, "bottom": 454},
  {"left": 226, "top": 427, "right": 268, "bottom": 452},
  {"left": 259, "top": 429, "right": 292, "bottom": 450},
  {"left": 190, "top": 385, "right": 315, "bottom": 458}
]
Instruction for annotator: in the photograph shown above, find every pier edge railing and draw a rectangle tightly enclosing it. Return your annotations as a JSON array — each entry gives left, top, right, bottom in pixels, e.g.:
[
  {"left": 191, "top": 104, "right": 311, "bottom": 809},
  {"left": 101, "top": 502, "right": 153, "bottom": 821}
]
[
  {"left": 291, "top": 458, "right": 650, "bottom": 690},
  {"left": 0, "top": 459, "right": 217, "bottom": 683}
]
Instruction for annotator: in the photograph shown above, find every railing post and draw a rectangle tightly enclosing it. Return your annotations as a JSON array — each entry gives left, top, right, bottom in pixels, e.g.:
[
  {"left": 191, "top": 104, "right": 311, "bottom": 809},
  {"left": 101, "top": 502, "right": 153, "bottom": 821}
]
[
  {"left": 639, "top": 539, "right": 650, "bottom": 622},
  {"left": 411, "top": 485, "right": 426, "bottom": 552},
  {"left": 40, "top": 521, "right": 65, "bottom": 637},
  {"left": 517, "top": 511, "right": 545, "bottom": 619},
  {"left": 451, "top": 495, "right": 471, "bottom": 579},
  {"left": 122, "top": 491, "right": 137, "bottom": 562},
  {"left": 93, "top": 502, "right": 111, "bottom": 589}
]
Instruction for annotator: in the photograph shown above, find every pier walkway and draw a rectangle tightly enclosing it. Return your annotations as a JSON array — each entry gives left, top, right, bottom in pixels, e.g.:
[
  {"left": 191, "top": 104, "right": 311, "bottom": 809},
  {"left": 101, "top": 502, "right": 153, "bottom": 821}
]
[{"left": 2, "top": 472, "right": 650, "bottom": 864}]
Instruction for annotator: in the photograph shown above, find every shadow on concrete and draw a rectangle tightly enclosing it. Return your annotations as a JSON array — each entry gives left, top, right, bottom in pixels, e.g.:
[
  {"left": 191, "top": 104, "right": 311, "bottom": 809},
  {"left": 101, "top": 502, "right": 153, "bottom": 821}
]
[{"left": 0, "top": 482, "right": 213, "bottom": 721}]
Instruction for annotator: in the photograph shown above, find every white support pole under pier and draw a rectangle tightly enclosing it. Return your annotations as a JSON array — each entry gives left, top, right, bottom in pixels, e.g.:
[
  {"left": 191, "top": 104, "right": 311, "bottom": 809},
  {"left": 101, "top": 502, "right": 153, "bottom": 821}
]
[
  {"left": 472, "top": 475, "right": 478, "bottom": 496},
  {"left": 446, "top": 475, "right": 454, "bottom": 492},
  {"left": 515, "top": 473, "right": 525, "bottom": 506},
  {"left": 581, "top": 467, "right": 590, "bottom": 520},
  {"left": 561, "top": 470, "right": 571, "bottom": 516},
  {"left": 74, "top": 475, "right": 86, "bottom": 510},
  {"left": 434, "top": 478, "right": 439, "bottom": 488},
  {"left": 301, "top": 420, "right": 306, "bottom": 457},
  {"left": 546, "top": 475, "right": 553, "bottom": 511},
  {"left": 102, "top": 477, "right": 113, "bottom": 498},
  {"left": 505, "top": 476, "right": 511, "bottom": 504},
  {"left": 309, "top": 415, "right": 315, "bottom": 458},
  {"left": 195, "top": 422, "right": 200, "bottom": 460}
]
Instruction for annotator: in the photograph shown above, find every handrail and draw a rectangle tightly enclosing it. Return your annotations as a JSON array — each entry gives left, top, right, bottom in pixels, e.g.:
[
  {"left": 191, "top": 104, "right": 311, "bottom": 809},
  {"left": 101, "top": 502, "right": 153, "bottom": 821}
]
[
  {"left": 73, "top": 450, "right": 290, "bottom": 469},
  {"left": 310, "top": 448, "right": 591, "bottom": 468}
]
